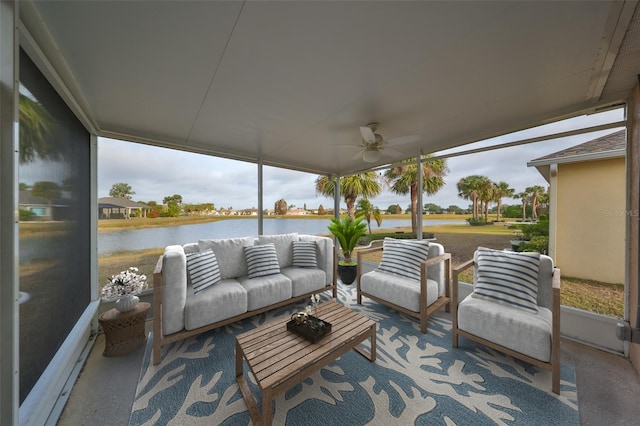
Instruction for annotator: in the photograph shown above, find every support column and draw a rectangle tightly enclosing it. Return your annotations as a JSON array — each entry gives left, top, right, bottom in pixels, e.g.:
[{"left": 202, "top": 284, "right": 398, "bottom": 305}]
[
  {"left": 333, "top": 175, "right": 340, "bottom": 219},
  {"left": 417, "top": 153, "right": 423, "bottom": 239},
  {"left": 627, "top": 79, "right": 640, "bottom": 371},
  {"left": 257, "top": 159, "right": 263, "bottom": 235},
  {"left": 0, "top": 1, "right": 19, "bottom": 424}
]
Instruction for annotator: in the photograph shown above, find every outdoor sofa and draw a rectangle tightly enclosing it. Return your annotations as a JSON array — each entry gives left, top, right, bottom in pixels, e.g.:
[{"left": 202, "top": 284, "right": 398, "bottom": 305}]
[{"left": 152, "top": 232, "right": 336, "bottom": 364}]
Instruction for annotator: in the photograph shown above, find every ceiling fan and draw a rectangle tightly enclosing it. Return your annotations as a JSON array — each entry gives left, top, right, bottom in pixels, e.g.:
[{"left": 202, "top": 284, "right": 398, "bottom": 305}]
[{"left": 352, "top": 123, "right": 420, "bottom": 163}]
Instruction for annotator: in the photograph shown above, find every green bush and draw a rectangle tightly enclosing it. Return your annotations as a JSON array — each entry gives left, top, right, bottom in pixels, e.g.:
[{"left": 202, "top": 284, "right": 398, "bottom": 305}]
[
  {"left": 19, "top": 209, "right": 37, "bottom": 221},
  {"left": 519, "top": 236, "right": 549, "bottom": 255},
  {"left": 466, "top": 218, "right": 491, "bottom": 226},
  {"left": 517, "top": 219, "right": 549, "bottom": 240}
]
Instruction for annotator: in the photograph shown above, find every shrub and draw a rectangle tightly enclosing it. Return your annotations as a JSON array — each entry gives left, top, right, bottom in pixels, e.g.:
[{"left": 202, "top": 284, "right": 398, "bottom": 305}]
[
  {"left": 466, "top": 218, "right": 491, "bottom": 226},
  {"left": 519, "top": 236, "right": 549, "bottom": 254},
  {"left": 518, "top": 219, "right": 549, "bottom": 240},
  {"left": 19, "top": 209, "right": 37, "bottom": 221}
]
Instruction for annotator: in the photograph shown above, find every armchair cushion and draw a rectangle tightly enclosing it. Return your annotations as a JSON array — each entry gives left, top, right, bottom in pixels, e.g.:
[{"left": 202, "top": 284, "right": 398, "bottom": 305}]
[
  {"left": 377, "top": 238, "right": 430, "bottom": 281},
  {"left": 472, "top": 247, "right": 540, "bottom": 313},
  {"left": 457, "top": 295, "right": 553, "bottom": 362},
  {"left": 360, "top": 270, "right": 439, "bottom": 312}
]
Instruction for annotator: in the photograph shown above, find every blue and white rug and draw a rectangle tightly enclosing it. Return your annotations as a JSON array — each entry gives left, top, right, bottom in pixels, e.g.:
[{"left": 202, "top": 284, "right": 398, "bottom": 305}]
[{"left": 130, "top": 286, "right": 578, "bottom": 425}]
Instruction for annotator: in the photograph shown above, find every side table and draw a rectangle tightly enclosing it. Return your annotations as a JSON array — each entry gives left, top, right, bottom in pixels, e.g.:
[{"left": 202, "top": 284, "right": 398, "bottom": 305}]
[{"left": 98, "top": 302, "right": 150, "bottom": 357}]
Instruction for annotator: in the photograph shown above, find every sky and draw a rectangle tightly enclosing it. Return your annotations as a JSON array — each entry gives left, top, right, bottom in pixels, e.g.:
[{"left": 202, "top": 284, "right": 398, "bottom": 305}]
[{"left": 97, "top": 108, "right": 625, "bottom": 211}]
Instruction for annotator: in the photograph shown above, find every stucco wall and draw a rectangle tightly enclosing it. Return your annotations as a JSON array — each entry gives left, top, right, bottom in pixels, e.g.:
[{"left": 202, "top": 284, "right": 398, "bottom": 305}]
[{"left": 555, "top": 158, "right": 626, "bottom": 283}]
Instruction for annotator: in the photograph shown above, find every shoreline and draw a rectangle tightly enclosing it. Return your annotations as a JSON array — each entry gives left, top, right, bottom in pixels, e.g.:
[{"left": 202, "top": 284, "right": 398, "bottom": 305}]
[{"left": 95, "top": 213, "right": 472, "bottom": 233}]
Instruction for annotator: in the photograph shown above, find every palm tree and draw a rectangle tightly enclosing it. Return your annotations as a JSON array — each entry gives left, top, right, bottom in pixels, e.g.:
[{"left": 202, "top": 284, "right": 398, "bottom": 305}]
[
  {"left": 516, "top": 191, "right": 529, "bottom": 220},
  {"left": 19, "top": 94, "right": 58, "bottom": 164},
  {"left": 492, "top": 181, "right": 515, "bottom": 221},
  {"left": 478, "top": 179, "right": 494, "bottom": 222},
  {"left": 457, "top": 175, "right": 491, "bottom": 221},
  {"left": 355, "top": 199, "right": 382, "bottom": 234},
  {"left": 526, "top": 185, "right": 546, "bottom": 220},
  {"left": 315, "top": 172, "right": 381, "bottom": 219},
  {"left": 383, "top": 156, "right": 447, "bottom": 234}
]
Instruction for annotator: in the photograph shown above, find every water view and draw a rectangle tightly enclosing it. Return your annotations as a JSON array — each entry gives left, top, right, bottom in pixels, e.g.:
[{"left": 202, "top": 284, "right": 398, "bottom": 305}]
[{"left": 98, "top": 217, "right": 465, "bottom": 254}]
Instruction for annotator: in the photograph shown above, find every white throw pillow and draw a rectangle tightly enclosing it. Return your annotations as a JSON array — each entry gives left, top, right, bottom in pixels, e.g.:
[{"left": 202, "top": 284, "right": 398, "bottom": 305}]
[
  {"left": 186, "top": 249, "right": 221, "bottom": 295},
  {"left": 472, "top": 247, "right": 540, "bottom": 313},
  {"left": 377, "top": 238, "right": 430, "bottom": 282},
  {"left": 244, "top": 243, "right": 281, "bottom": 278},
  {"left": 292, "top": 240, "right": 318, "bottom": 268}
]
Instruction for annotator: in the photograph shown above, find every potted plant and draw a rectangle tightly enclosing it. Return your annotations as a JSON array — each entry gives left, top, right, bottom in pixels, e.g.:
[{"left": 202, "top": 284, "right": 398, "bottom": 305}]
[
  {"left": 100, "top": 267, "right": 148, "bottom": 312},
  {"left": 328, "top": 216, "right": 367, "bottom": 284}
]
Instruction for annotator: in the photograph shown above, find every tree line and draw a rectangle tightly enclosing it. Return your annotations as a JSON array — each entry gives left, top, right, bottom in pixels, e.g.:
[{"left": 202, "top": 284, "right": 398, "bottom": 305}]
[
  {"left": 106, "top": 159, "right": 548, "bottom": 225},
  {"left": 456, "top": 176, "right": 547, "bottom": 222}
]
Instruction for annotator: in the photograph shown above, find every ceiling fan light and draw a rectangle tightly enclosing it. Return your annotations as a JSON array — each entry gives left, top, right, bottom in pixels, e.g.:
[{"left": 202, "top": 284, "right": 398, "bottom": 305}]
[{"left": 362, "top": 150, "right": 380, "bottom": 163}]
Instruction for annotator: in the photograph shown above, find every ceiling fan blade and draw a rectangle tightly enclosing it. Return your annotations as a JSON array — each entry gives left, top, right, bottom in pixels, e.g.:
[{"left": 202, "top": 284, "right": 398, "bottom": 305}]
[
  {"left": 360, "top": 126, "right": 376, "bottom": 144},
  {"left": 386, "top": 134, "right": 421, "bottom": 145}
]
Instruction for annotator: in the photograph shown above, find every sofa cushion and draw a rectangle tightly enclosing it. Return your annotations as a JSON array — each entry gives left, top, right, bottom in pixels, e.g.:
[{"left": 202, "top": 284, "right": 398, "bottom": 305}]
[
  {"left": 472, "top": 247, "right": 540, "bottom": 313},
  {"left": 377, "top": 238, "right": 430, "bottom": 282},
  {"left": 281, "top": 267, "right": 326, "bottom": 297},
  {"left": 458, "top": 294, "right": 552, "bottom": 362},
  {"left": 258, "top": 233, "right": 298, "bottom": 268},
  {"left": 186, "top": 249, "right": 221, "bottom": 295},
  {"left": 198, "top": 236, "right": 254, "bottom": 279},
  {"left": 361, "top": 270, "right": 439, "bottom": 312},
  {"left": 244, "top": 243, "right": 281, "bottom": 278},
  {"left": 238, "top": 273, "right": 292, "bottom": 311},
  {"left": 291, "top": 240, "right": 318, "bottom": 268},
  {"left": 184, "top": 279, "right": 248, "bottom": 330}
]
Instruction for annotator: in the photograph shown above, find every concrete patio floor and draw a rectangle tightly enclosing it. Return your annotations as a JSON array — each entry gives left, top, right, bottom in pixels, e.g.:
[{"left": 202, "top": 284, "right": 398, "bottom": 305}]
[{"left": 56, "top": 291, "right": 640, "bottom": 426}]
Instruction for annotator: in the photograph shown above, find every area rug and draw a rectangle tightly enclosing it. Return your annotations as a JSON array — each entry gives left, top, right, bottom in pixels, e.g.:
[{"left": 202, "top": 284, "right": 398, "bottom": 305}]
[{"left": 130, "top": 286, "right": 578, "bottom": 425}]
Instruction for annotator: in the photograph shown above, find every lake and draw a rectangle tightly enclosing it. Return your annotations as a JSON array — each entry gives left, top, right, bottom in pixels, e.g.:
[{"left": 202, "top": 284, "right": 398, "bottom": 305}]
[{"left": 97, "top": 218, "right": 466, "bottom": 254}]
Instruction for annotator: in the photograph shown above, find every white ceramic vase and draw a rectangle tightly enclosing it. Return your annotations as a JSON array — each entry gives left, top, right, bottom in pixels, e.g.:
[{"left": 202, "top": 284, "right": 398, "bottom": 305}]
[{"left": 114, "top": 294, "right": 139, "bottom": 313}]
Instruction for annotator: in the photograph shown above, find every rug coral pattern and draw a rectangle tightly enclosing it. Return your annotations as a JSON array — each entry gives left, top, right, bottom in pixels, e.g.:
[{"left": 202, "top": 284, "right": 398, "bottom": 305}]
[{"left": 130, "top": 286, "right": 578, "bottom": 425}]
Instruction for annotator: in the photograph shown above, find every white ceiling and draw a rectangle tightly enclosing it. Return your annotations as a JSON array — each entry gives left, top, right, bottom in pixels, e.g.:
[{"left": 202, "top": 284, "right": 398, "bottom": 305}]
[{"left": 19, "top": 0, "right": 640, "bottom": 176}]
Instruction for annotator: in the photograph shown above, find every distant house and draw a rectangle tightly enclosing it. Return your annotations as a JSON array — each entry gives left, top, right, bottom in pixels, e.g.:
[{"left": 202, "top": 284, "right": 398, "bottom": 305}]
[
  {"left": 98, "top": 197, "right": 151, "bottom": 219},
  {"left": 528, "top": 130, "right": 626, "bottom": 283},
  {"left": 287, "top": 208, "right": 309, "bottom": 216},
  {"left": 19, "top": 190, "right": 70, "bottom": 221}
]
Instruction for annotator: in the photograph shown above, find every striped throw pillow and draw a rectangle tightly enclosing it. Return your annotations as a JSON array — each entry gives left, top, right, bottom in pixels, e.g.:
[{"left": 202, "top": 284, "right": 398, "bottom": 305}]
[
  {"left": 186, "top": 249, "right": 221, "bottom": 295},
  {"left": 472, "top": 247, "right": 540, "bottom": 313},
  {"left": 377, "top": 238, "right": 430, "bottom": 282},
  {"left": 292, "top": 241, "right": 317, "bottom": 268},
  {"left": 244, "top": 243, "right": 281, "bottom": 278}
]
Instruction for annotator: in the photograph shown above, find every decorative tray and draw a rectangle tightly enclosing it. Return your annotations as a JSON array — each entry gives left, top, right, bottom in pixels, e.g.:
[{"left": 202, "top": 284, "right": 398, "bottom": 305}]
[{"left": 286, "top": 314, "right": 332, "bottom": 343}]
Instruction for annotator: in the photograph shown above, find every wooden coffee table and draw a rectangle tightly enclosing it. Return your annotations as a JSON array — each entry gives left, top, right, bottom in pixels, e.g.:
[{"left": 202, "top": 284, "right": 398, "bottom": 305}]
[{"left": 235, "top": 300, "right": 376, "bottom": 426}]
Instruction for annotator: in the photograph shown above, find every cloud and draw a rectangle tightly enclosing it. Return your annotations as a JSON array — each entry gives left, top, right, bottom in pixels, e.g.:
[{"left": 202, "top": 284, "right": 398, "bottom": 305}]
[{"left": 98, "top": 108, "right": 625, "bottom": 211}]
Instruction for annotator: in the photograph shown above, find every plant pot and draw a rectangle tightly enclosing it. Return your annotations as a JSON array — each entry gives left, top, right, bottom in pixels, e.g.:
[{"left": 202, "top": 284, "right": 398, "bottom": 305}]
[
  {"left": 511, "top": 240, "right": 528, "bottom": 252},
  {"left": 114, "top": 294, "right": 139, "bottom": 313},
  {"left": 338, "top": 264, "right": 357, "bottom": 285}
]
